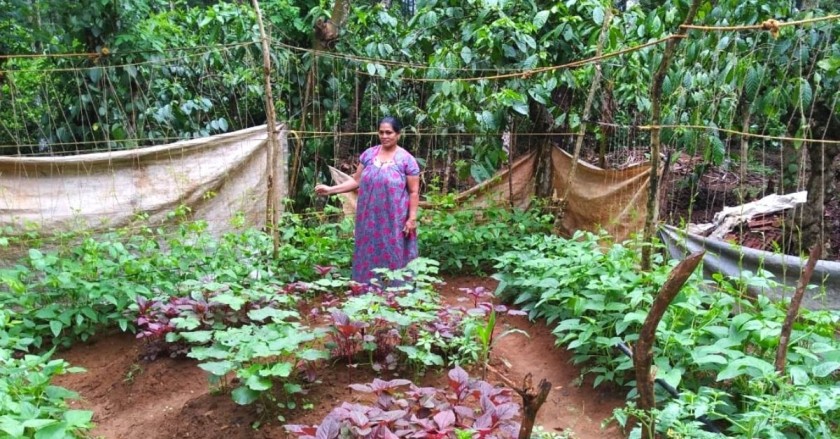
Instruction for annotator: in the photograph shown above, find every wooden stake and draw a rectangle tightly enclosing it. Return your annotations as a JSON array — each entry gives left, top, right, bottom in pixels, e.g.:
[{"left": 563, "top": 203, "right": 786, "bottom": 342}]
[
  {"left": 634, "top": 250, "right": 704, "bottom": 439},
  {"left": 508, "top": 120, "right": 516, "bottom": 209},
  {"left": 252, "top": 0, "right": 281, "bottom": 259},
  {"left": 486, "top": 366, "right": 552, "bottom": 439},
  {"left": 775, "top": 244, "right": 821, "bottom": 373}
]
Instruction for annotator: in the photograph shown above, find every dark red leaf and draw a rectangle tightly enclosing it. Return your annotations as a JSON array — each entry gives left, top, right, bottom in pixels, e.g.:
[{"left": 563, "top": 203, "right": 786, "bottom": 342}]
[
  {"left": 494, "top": 403, "right": 520, "bottom": 421},
  {"left": 348, "top": 383, "right": 373, "bottom": 393},
  {"left": 433, "top": 410, "right": 456, "bottom": 430},
  {"left": 314, "top": 417, "right": 339, "bottom": 439}
]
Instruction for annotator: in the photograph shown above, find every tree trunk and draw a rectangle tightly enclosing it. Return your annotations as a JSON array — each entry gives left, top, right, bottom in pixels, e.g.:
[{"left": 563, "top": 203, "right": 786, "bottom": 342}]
[
  {"left": 337, "top": 74, "right": 369, "bottom": 161},
  {"left": 289, "top": 0, "right": 352, "bottom": 198},
  {"left": 790, "top": 142, "right": 840, "bottom": 255},
  {"left": 640, "top": 0, "right": 702, "bottom": 270},
  {"left": 788, "top": 104, "right": 840, "bottom": 255},
  {"left": 534, "top": 136, "right": 554, "bottom": 199},
  {"left": 443, "top": 136, "right": 455, "bottom": 193},
  {"left": 598, "top": 81, "right": 616, "bottom": 169}
]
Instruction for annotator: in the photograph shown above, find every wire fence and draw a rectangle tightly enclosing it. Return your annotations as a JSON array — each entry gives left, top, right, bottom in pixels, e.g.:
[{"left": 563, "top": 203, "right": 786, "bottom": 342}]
[{"left": 1, "top": 9, "right": 838, "bottom": 260}]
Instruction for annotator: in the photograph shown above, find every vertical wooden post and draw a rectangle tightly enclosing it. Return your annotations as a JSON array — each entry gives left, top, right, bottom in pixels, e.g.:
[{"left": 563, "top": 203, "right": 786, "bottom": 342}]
[
  {"left": 739, "top": 109, "right": 751, "bottom": 204},
  {"left": 560, "top": 9, "right": 611, "bottom": 204},
  {"left": 508, "top": 120, "right": 516, "bottom": 209},
  {"left": 252, "top": 0, "right": 281, "bottom": 258},
  {"left": 640, "top": 0, "right": 701, "bottom": 270}
]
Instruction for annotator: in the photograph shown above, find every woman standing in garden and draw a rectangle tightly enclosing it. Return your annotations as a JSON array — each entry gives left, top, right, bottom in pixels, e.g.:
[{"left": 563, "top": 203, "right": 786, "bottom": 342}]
[{"left": 314, "top": 117, "right": 420, "bottom": 283}]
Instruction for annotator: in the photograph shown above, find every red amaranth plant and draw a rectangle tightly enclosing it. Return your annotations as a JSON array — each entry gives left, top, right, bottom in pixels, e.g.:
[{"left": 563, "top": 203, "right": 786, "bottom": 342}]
[{"left": 285, "top": 366, "right": 521, "bottom": 439}]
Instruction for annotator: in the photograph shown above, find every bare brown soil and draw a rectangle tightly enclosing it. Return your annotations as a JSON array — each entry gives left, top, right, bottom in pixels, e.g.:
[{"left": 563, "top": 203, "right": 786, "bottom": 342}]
[{"left": 55, "top": 276, "right": 624, "bottom": 439}]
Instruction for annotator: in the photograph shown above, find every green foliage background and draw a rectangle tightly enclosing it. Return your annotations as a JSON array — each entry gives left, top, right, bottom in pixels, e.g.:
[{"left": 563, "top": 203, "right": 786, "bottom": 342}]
[{"left": 1, "top": 0, "right": 838, "bottom": 207}]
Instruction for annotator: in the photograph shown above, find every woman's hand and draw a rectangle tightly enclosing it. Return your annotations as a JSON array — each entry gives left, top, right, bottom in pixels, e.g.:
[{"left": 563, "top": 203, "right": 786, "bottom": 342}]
[
  {"left": 314, "top": 184, "right": 333, "bottom": 196},
  {"left": 402, "top": 218, "right": 417, "bottom": 238}
]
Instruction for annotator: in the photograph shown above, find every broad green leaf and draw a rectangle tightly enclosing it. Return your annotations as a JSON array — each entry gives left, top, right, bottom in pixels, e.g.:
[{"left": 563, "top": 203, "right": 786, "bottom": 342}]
[
  {"left": 260, "top": 362, "right": 293, "bottom": 378},
  {"left": 706, "top": 135, "right": 725, "bottom": 165},
  {"left": 796, "top": 79, "right": 813, "bottom": 108},
  {"left": 211, "top": 294, "right": 246, "bottom": 311},
  {"left": 819, "top": 394, "right": 837, "bottom": 412},
  {"left": 88, "top": 67, "right": 103, "bottom": 83},
  {"left": 284, "top": 383, "right": 303, "bottom": 394},
  {"left": 378, "top": 10, "right": 397, "bottom": 27},
  {"left": 247, "top": 308, "right": 296, "bottom": 322},
  {"left": 180, "top": 331, "right": 214, "bottom": 344},
  {"left": 245, "top": 375, "right": 273, "bottom": 391},
  {"left": 657, "top": 368, "right": 682, "bottom": 390},
  {"left": 789, "top": 366, "right": 809, "bottom": 385},
  {"left": 33, "top": 422, "right": 67, "bottom": 439},
  {"left": 533, "top": 10, "right": 550, "bottom": 29},
  {"left": 63, "top": 410, "right": 93, "bottom": 428},
  {"left": 231, "top": 386, "right": 260, "bottom": 405},
  {"left": 0, "top": 417, "right": 24, "bottom": 437},
  {"left": 198, "top": 360, "right": 234, "bottom": 376},
  {"left": 817, "top": 56, "right": 840, "bottom": 73},
  {"left": 22, "top": 419, "right": 57, "bottom": 429},
  {"left": 592, "top": 7, "right": 604, "bottom": 25},
  {"left": 45, "top": 385, "right": 79, "bottom": 400},
  {"left": 460, "top": 46, "right": 473, "bottom": 64},
  {"left": 693, "top": 354, "right": 727, "bottom": 366},
  {"left": 49, "top": 321, "right": 63, "bottom": 338},
  {"left": 187, "top": 345, "right": 233, "bottom": 360},
  {"left": 812, "top": 361, "right": 840, "bottom": 378},
  {"left": 716, "top": 356, "right": 774, "bottom": 381}
]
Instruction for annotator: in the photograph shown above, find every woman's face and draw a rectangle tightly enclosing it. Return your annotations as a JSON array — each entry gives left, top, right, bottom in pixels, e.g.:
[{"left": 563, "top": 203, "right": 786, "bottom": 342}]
[{"left": 378, "top": 122, "right": 400, "bottom": 148}]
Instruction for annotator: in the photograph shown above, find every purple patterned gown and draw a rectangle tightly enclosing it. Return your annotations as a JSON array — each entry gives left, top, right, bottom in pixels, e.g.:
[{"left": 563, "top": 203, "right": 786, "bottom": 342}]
[{"left": 352, "top": 145, "right": 420, "bottom": 283}]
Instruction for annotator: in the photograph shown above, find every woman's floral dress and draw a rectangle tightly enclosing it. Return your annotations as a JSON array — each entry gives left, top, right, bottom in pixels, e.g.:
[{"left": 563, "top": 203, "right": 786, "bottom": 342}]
[{"left": 352, "top": 145, "right": 420, "bottom": 283}]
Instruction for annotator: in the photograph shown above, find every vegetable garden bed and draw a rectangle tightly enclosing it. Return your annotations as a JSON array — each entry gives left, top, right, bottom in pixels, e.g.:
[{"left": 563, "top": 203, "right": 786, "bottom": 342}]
[{"left": 52, "top": 276, "right": 623, "bottom": 439}]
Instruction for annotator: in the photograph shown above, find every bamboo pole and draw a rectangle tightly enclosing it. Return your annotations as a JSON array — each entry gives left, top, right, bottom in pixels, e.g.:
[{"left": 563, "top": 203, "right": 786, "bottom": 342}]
[
  {"left": 640, "top": 0, "right": 702, "bottom": 271},
  {"left": 252, "top": 0, "right": 281, "bottom": 258},
  {"left": 508, "top": 120, "right": 516, "bottom": 209},
  {"left": 560, "top": 9, "right": 611, "bottom": 205},
  {"left": 739, "top": 109, "right": 751, "bottom": 204}
]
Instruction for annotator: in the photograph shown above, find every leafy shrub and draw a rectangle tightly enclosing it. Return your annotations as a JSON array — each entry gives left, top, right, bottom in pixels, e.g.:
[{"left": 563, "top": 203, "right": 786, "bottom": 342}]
[
  {"left": 494, "top": 231, "right": 840, "bottom": 438},
  {"left": 187, "top": 318, "right": 327, "bottom": 408},
  {"left": 420, "top": 202, "right": 553, "bottom": 274},
  {"left": 0, "top": 210, "right": 354, "bottom": 349},
  {"left": 285, "top": 366, "right": 521, "bottom": 439},
  {"left": 0, "top": 342, "right": 93, "bottom": 438},
  {"left": 315, "top": 259, "right": 498, "bottom": 374},
  {"left": 132, "top": 278, "right": 297, "bottom": 360}
]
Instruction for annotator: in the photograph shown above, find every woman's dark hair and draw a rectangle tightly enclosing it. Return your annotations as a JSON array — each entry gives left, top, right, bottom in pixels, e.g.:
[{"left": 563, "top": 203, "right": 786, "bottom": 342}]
[{"left": 378, "top": 116, "right": 402, "bottom": 133}]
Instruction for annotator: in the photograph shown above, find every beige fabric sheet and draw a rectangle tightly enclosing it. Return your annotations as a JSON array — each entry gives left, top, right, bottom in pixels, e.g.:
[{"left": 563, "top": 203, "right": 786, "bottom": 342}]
[
  {"left": 329, "top": 147, "right": 650, "bottom": 243},
  {"left": 552, "top": 147, "right": 651, "bottom": 242},
  {"left": 0, "top": 125, "right": 286, "bottom": 241},
  {"left": 328, "top": 152, "right": 537, "bottom": 218}
]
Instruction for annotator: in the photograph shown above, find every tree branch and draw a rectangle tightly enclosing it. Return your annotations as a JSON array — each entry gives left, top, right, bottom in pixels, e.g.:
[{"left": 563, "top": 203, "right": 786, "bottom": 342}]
[
  {"left": 634, "top": 250, "right": 704, "bottom": 438},
  {"left": 775, "top": 244, "right": 821, "bottom": 373}
]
